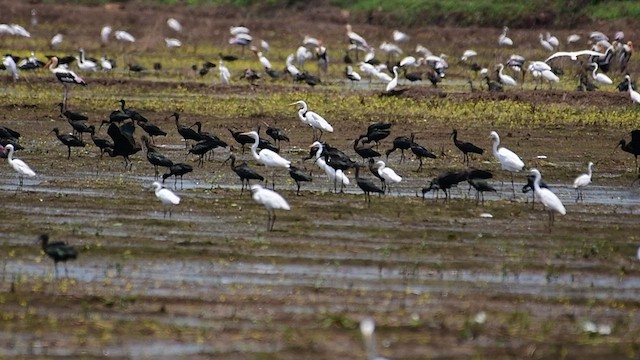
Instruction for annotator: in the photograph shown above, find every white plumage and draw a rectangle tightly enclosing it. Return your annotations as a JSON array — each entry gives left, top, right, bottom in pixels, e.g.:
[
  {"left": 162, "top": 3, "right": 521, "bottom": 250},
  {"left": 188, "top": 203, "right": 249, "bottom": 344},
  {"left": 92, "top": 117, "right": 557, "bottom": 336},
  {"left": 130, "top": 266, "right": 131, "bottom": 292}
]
[
  {"left": 219, "top": 60, "right": 231, "bottom": 85},
  {"left": 539, "top": 33, "right": 554, "bottom": 51},
  {"left": 114, "top": 30, "right": 135, "bottom": 43},
  {"left": 545, "top": 49, "right": 606, "bottom": 63},
  {"left": 461, "top": 49, "right": 477, "bottom": 61},
  {"left": 385, "top": 66, "right": 399, "bottom": 92},
  {"left": 167, "top": 18, "right": 182, "bottom": 32},
  {"left": 626, "top": 75, "right": 640, "bottom": 104},
  {"left": 242, "top": 131, "right": 290, "bottom": 169},
  {"left": 100, "top": 26, "right": 112, "bottom": 44},
  {"left": 490, "top": 131, "right": 524, "bottom": 196},
  {"left": 590, "top": 62, "right": 612, "bottom": 85},
  {"left": 498, "top": 26, "right": 513, "bottom": 46},
  {"left": 310, "top": 141, "right": 349, "bottom": 192},
  {"left": 531, "top": 169, "right": 566, "bottom": 226},
  {"left": 5, "top": 144, "right": 36, "bottom": 186},
  {"left": 164, "top": 38, "right": 182, "bottom": 48},
  {"left": 152, "top": 181, "right": 180, "bottom": 218},
  {"left": 573, "top": 161, "right": 593, "bottom": 202},
  {"left": 3, "top": 55, "right": 18, "bottom": 81},
  {"left": 292, "top": 100, "right": 333, "bottom": 139},
  {"left": 393, "top": 29, "right": 410, "bottom": 42},
  {"left": 375, "top": 160, "right": 401, "bottom": 193},
  {"left": 50, "top": 33, "right": 63, "bottom": 48},
  {"left": 497, "top": 64, "right": 517, "bottom": 86},
  {"left": 251, "top": 184, "right": 290, "bottom": 231}
]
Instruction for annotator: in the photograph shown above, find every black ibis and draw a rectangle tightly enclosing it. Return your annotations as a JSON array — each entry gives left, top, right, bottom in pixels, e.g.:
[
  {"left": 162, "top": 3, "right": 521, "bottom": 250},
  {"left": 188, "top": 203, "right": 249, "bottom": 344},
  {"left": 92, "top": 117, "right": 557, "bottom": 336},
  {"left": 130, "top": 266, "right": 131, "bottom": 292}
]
[
  {"left": 120, "top": 99, "right": 148, "bottom": 123},
  {"left": 50, "top": 127, "right": 85, "bottom": 159},
  {"left": 289, "top": 165, "right": 312, "bottom": 195},
  {"left": 223, "top": 154, "right": 265, "bottom": 194},
  {"left": 353, "top": 138, "right": 381, "bottom": 161},
  {"left": 468, "top": 178, "right": 497, "bottom": 205},
  {"left": 104, "top": 122, "right": 141, "bottom": 170},
  {"left": 354, "top": 164, "right": 384, "bottom": 205},
  {"left": 451, "top": 129, "right": 484, "bottom": 165},
  {"left": 137, "top": 119, "right": 167, "bottom": 143},
  {"left": 265, "top": 126, "right": 290, "bottom": 149},
  {"left": 142, "top": 135, "right": 173, "bottom": 179},
  {"left": 616, "top": 130, "right": 640, "bottom": 172},
  {"left": 39, "top": 234, "right": 77, "bottom": 277},
  {"left": 421, "top": 171, "right": 467, "bottom": 202},
  {"left": 89, "top": 125, "right": 113, "bottom": 158},
  {"left": 385, "top": 135, "right": 411, "bottom": 164},
  {"left": 162, "top": 163, "right": 193, "bottom": 189},
  {"left": 57, "top": 102, "right": 87, "bottom": 122},
  {"left": 68, "top": 119, "right": 93, "bottom": 140},
  {"left": 171, "top": 112, "right": 202, "bottom": 148},
  {"left": 410, "top": 133, "right": 437, "bottom": 171},
  {"left": 228, "top": 128, "right": 254, "bottom": 154}
]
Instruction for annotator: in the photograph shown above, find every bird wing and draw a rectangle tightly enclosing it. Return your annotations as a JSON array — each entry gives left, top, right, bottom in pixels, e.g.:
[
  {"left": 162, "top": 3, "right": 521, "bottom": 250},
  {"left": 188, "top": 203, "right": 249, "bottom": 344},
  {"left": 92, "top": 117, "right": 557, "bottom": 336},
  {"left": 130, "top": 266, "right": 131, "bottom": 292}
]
[
  {"left": 538, "top": 188, "right": 566, "bottom": 215},
  {"left": 630, "top": 130, "right": 640, "bottom": 143},
  {"left": 13, "top": 159, "right": 36, "bottom": 176},
  {"left": 308, "top": 112, "right": 333, "bottom": 132},
  {"left": 544, "top": 52, "right": 572, "bottom": 62},
  {"left": 260, "top": 149, "right": 291, "bottom": 167},
  {"left": 497, "top": 147, "right": 524, "bottom": 170},
  {"left": 159, "top": 188, "right": 180, "bottom": 204}
]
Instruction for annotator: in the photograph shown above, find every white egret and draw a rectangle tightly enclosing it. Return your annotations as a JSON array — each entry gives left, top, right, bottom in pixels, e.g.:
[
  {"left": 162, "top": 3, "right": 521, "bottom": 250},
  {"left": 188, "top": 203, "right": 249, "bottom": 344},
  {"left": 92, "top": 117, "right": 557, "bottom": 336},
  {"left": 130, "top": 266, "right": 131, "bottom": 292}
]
[
  {"left": 167, "top": 18, "right": 182, "bottom": 32},
  {"left": 100, "top": 56, "right": 113, "bottom": 71},
  {"left": 100, "top": 25, "right": 112, "bottom": 44},
  {"left": 567, "top": 34, "right": 581, "bottom": 45},
  {"left": 164, "top": 38, "right": 182, "bottom": 48},
  {"left": 285, "top": 54, "right": 301, "bottom": 76},
  {"left": 374, "top": 69, "right": 393, "bottom": 83},
  {"left": 590, "top": 62, "right": 612, "bottom": 85},
  {"left": 626, "top": 75, "right": 640, "bottom": 104},
  {"left": 461, "top": 49, "right": 477, "bottom": 61},
  {"left": 310, "top": 141, "right": 349, "bottom": 193},
  {"left": 2, "top": 55, "right": 18, "bottom": 81},
  {"left": 151, "top": 181, "right": 180, "bottom": 218},
  {"left": 489, "top": 131, "right": 524, "bottom": 196},
  {"left": 5, "top": 144, "right": 36, "bottom": 187},
  {"left": 241, "top": 131, "right": 291, "bottom": 188},
  {"left": 219, "top": 60, "right": 231, "bottom": 85},
  {"left": 375, "top": 160, "right": 402, "bottom": 193},
  {"left": 385, "top": 66, "right": 399, "bottom": 92},
  {"left": 252, "top": 46, "right": 272, "bottom": 69},
  {"left": 360, "top": 317, "right": 390, "bottom": 360},
  {"left": 573, "top": 161, "right": 593, "bottom": 202},
  {"left": 114, "top": 30, "right": 135, "bottom": 43},
  {"left": 291, "top": 100, "right": 333, "bottom": 140},
  {"left": 392, "top": 29, "right": 410, "bottom": 42},
  {"left": 496, "top": 64, "right": 517, "bottom": 86},
  {"left": 379, "top": 42, "right": 403, "bottom": 58},
  {"left": 546, "top": 32, "right": 559, "bottom": 48},
  {"left": 10, "top": 24, "right": 30, "bottom": 37},
  {"left": 77, "top": 49, "right": 97, "bottom": 72},
  {"left": 50, "top": 33, "right": 63, "bottom": 48},
  {"left": 545, "top": 49, "right": 606, "bottom": 63},
  {"left": 539, "top": 33, "right": 554, "bottom": 51},
  {"left": 498, "top": 26, "right": 513, "bottom": 46},
  {"left": 230, "top": 26, "right": 249, "bottom": 35},
  {"left": 250, "top": 184, "right": 290, "bottom": 231},
  {"left": 530, "top": 169, "right": 566, "bottom": 227}
]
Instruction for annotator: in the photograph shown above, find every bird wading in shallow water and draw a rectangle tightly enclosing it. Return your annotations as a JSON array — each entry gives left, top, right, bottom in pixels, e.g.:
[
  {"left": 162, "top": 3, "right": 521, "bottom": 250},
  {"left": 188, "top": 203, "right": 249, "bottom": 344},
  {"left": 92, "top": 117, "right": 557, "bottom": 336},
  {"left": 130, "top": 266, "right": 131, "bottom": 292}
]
[
  {"left": 250, "top": 184, "right": 290, "bottom": 231},
  {"left": 151, "top": 181, "right": 180, "bottom": 218}
]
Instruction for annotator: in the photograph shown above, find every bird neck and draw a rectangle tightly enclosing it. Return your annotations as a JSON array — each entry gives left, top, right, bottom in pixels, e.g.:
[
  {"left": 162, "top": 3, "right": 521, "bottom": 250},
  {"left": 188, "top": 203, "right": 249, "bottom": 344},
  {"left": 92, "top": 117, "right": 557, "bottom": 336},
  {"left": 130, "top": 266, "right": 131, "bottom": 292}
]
[{"left": 250, "top": 136, "right": 260, "bottom": 160}]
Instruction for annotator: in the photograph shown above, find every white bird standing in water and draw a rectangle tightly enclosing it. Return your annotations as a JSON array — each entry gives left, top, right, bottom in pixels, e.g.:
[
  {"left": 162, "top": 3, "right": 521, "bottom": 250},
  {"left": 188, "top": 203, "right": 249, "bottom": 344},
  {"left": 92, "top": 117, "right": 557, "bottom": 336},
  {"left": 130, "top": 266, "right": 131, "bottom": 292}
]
[
  {"left": 573, "top": 161, "right": 593, "bottom": 202},
  {"left": 531, "top": 169, "right": 566, "bottom": 227},
  {"left": 151, "top": 181, "right": 180, "bottom": 218},
  {"left": 498, "top": 26, "right": 513, "bottom": 46},
  {"left": 291, "top": 100, "right": 333, "bottom": 140},
  {"left": 250, "top": 184, "right": 290, "bottom": 231},
  {"left": 490, "top": 131, "right": 524, "bottom": 196},
  {"left": 375, "top": 160, "right": 402, "bottom": 193},
  {"left": 385, "top": 66, "right": 399, "bottom": 92},
  {"left": 241, "top": 131, "right": 291, "bottom": 188},
  {"left": 5, "top": 144, "right": 36, "bottom": 187},
  {"left": 360, "top": 317, "right": 390, "bottom": 360}
]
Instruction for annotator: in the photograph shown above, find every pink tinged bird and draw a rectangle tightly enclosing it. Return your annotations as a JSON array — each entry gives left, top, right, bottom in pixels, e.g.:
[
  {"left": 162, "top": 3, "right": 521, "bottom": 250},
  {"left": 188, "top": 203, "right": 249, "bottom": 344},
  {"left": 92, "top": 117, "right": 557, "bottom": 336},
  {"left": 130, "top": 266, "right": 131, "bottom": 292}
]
[
  {"left": 45, "top": 56, "right": 87, "bottom": 110},
  {"left": 5, "top": 144, "right": 36, "bottom": 186}
]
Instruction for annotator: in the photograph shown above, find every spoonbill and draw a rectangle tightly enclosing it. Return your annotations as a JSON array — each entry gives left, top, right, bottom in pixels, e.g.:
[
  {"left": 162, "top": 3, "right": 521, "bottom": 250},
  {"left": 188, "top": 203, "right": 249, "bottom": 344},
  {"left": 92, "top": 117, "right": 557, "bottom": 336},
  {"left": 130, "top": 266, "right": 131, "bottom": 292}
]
[
  {"left": 151, "top": 181, "right": 180, "bottom": 218},
  {"left": 489, "top": 131, "right": 524, "bottom": 196},
  {"left": 250, "top": 184, "right": 290, "bottom": 231}
]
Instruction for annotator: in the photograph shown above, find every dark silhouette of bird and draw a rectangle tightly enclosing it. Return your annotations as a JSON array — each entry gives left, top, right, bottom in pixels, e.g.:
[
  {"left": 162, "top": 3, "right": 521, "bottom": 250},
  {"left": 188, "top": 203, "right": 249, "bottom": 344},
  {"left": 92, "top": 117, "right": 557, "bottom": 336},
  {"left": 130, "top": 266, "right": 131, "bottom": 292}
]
[
  {"left": 354, "top": 164, "right": 384, "bottom": 205},
  {"left": 162, "top": 163, "right": 193, "bottom": 189},
  {"left": 224, "top": 154, "right": 265, "bottom": 194},
  {"left": 188, "top": 139, "right": 218, "bottom": 167},
  {"left": 89, "top": 125, "right": 113, "bottom": 158},
  {"left": 142, "top": 135, "right": 173, "bottom": 179},
  {"left": 421, "top": 171, "right": 466, "bottom": 202},
  {"left": 468, "top": 178, "right": 497, "bottom": 205},
  {"left": 410, "top": 133, "right": 437, "bottom": 171},
  {"left": 360, "top": 122, "right": 392, "bottom": 148},
  {"left": 353, "top": 138, "right": 381, "bottom": 160},
  {"left": 104, "top": 121, "right": 141, "bottom": 169},
  {"left": 0, "top": 125, "right": 20, "bottom": 140},
  {"left": 483, "top": 75, "right": 503, "bottom": 92},
  {"left": 50, "top": 127, "right": 85, "bottom": 159},
  {"left": 616, "top": 74, "right": 637, "bottom": 92},
  {"left": 265, "top": 126, "right": 290, "bottom": 149},
  {"left": 451, "top": 129, "right": 484, "bottom": 165},
  {"left": 294, "top": 71, "right": 320, "bottom": 87},
  {"left": 385, "top": 135, "right": 411, "bottom": 164},
  {"left": 193, "top": 121, "right": 228, "bottom": 157},
  {"left": 228, "top": 128, "right": 254, "bottom": 154},
  {"left": 170, "top": 112, "right": 202, "bottom": 148},
  {"left": 522, "top": 173, "right": 550, "bottom": 209},
  {"left": 219, "top": 53, "right": 238, "bottom": 62},
  {"left": 616, "top": 130, "right": 640, "bottom": 172},
  {"left": 405, "top": 72, "right": 422, "bottom": 82},
  {"left": 128, "top": 63, "right": 146, "bottom": 73},
  {"left": 289, "top": 165, "right": 312, "bottom": 195},
  {"left": 39, "top": 233, "right": 77, "bottom": 277},
  {"left": 240, "top": 68, "right": 260, "bottom": 86},
  {"left": 67, "top": 119, "right": 93, "bottom": 140},
  {"left": 137, "top": 119, "right": 167, "bottom": 142},
  {"left": 57, "top": 102, "right": 87, "bottom": 122},
  {"left": 194, "top": 61, "right": 216, "bottom": 77},
  {"left": 119, "top": 99, "right": 148, "bottom": 123}
]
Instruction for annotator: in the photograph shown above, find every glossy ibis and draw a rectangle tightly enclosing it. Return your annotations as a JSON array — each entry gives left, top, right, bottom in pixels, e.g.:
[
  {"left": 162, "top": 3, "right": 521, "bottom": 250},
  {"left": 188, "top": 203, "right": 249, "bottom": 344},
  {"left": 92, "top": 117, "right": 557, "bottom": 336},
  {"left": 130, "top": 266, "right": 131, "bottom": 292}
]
[
  {"left": 142, "top": 135, "right": 173, "bottom": 179},
  {"left": 409, "top": 133, "right": 437, "bottom": 172},
  {"left": 385, "top": 135, "right": 411, "bottom": 164},
  {"left": 616, "top": 129, "right": 640, "bottom": 172},
  {"left": 170, "top": 112, "right": 202, "bottom": 148},
  {"left": 137, "top": 119, "right": 167, "bottom": 143},
  {"left": 468, "top": 178, "right": 497, "bottom": 205},
  {"left": 354, "top": 165, "right": 384, "bottom": 205},
  {"left": 353, "top": 138, "right": 381, "bottom": 161},
  {"left": 50, "top": 128, "right": 85, "bottom": 159},
  {"left": 451, "top": 129, "right": 484, "bottom": 165},
  {"left": 89, "top": 125, "right": 113, "bottom": 158},
  {"left": 288, "top": 165, "right": 312, "bottom": 195},
  {"left": 105, "top": 122, "right": 141, "bottom": 170},
  {"left": 39, "top": 234, "right": 77, "bottom": 277},
  {"left": 162, "top": 163, "right": 193, "bottom": 189},
  {"left": 223, "top": 154, "right": 265, "bottom": 195}
]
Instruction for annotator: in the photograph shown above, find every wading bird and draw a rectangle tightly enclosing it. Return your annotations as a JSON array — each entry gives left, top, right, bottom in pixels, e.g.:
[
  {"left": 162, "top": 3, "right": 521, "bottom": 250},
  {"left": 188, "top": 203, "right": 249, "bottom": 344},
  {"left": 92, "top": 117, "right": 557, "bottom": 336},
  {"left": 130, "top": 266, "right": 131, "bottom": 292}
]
[
  {"left": 151, "top": 181, "right": 180, "bottom": 218},
  {"left": 616, "top": 129, "right": 640, "bottom": 172},
  {"left": 590, "top": 62, "right": 612, "bottom": 85},
  {"left": 410, "top": 133, "right": 437, "bottom": 172},
  {"left": 530, "top": 169, "right": 566, "bottom": 227},
  {"left": 573, "top": 161, "right": 594, "bottom": 202},
  {"left": 451, "top": 129, "right": 484, "bottom": 165},
  {"left": 625, "top": 75, "right": 640, "bottom": 104},
  {"left": 5, "top": 143, "right": 36, "bottom": 186},
  {"left": 39, "top": 234, "right": 77, "bottom": 277},
  {"left": 489, "top": 131, "right": 524, "bottom": 196},
  {"left": 288, "top": 165, "right": 312, "bottom": 195},
  {"left": 242, "top": 130, "right": 291, "bottom": 188},
  {"left": 374, "top": 160, "right": 402, "bottom": 193},
  {"left": 385, "top": 135, "right": 411, "bottom": 164},
  {"left": 250, "top": 184, "right": 290, "bottom": 231},
  {"left": 224, "top": 154, "right": 264, "bottom": 195},
  {"left": 468, "top": 178, "right": 497, "bottom": 205},
  {"left": 162, "top": 163, "right": 193, "bottom": 189},
  {"left": 45, "top": 56, "right": 87, "bottom": 111},
  {"left": 142, "top": 135, "right": 173, "bottom": 179},
  {"left": 170, "top": 112, "right": 202, "bottom": 148},
  {"left": 50, "top": 128, "right": 85, "bottom": 159},
  {"left": 291, "top": 100, "right": 333, "bottom": 140},
  {"left": 354, "top": 164, "right": 384, "bottom": 205},
  {"left": 522, "top": 174, "right": 549, "bottom": 209},
  {"left": 360, "top": 317, "right": 390, "bottom": 360}
]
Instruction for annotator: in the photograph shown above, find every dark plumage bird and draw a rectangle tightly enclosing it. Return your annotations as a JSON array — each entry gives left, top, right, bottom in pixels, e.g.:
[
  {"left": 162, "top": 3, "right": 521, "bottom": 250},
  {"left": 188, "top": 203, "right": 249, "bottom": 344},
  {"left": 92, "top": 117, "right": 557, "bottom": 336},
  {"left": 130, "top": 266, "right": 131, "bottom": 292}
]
[
  {"left": 410, "top": 133, "right": 437, "bottom": 171},
  {"left": 50, "top": 127, "right": 85, "bottom": 159},
  {"left": 483, "top": 75, "right": 503, "bottom": 92},
  {"left": 137, "top": 119, "right": 167, "bottom": 142},
  {"left": 385, "top": 135, "right": 412, "bottom": 164},
  {"left": 119, "top": 99, "right": 148, "bottom": 123},
  {"left": 616, "top": 130, "right": 640, "bottom": 172},
  {"left": 162, "top": 163, "right": 193, "bottom": 189},
  {"left": 89, "top": 125, "right": 113, "bottom": 158},
  {"left": 68, "top": 119, "right": 93, "bottom": 140},
  {"left": 266, "top": 126, "right": 290, "bottom": 148},
  {"left": 219, "top": 53, "right": 238, "bottom": 62},
  {"left": 361, "top": 129, "right": 391, "bottom": 148},
  {"left": 405, "top": 72, "right": 422, "bottom": 82},
  {"left": 294, "top": 71, "right": 320, "bottom": 87},
  {"left": 193, "top": 122, "right": 228, "bottom": 150},
  {"left": 421, "top": 171, "right": 466, "bottom": 202},
  {"left": 57, "top": 102, "right": 87, "bottom": 122},
  {"left": 142, "top": 135, "right": 173, "bottom": 179},
  {"left": 240, "top": 68, "right": 260, "bottom": 86},
  {"left": 188, "top": 139, "right": 218, "bottom": 167},
  {"left": 195, "top": 61, "right": 216, "bottom": 76},
  {"left": 353, "top": 138, "right": 381, "bottom": 160},
  {"left": 224, "top": 154, "right": 264, "bottom": 194},
  {"left": 468, "top": 178, "right": 497, "bottom": 205},
  {"left": 289, "top": 165, "right": 312, "bottom": 195},
  {"left": 0, "top": 125, "right": 20, "bottom": 139},
  {"left": 228, "top": 128, "right": 254, "bottom": 154},
  {"left": 104, "top": 121, "right": 141, "bottom": 169},
  {"left": 354, "top": 165, "right": 384, "bottom": 205},
  {"left": 39, "top": 234, "right": 77, "bottom": 277},
  {"left": 128, "top": 63, "right": 146, "bottom": 73},
  {"left": 617, "top": 75, "right": 637, "bottom": 92},
  {"left": 451, "top": 129, "right": 484, "bottom": 165},
  {"left": 171, "top": 112, "right": 202, "bottom": 148}
]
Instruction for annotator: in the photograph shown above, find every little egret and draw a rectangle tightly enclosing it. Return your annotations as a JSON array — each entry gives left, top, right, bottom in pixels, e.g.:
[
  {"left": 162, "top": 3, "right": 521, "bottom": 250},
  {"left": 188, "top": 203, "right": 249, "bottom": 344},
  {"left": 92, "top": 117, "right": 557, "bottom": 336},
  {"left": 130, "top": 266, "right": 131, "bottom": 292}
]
[
  {"left": 385, "top": 66, "right": 399, "bottom": 92},
  {"left": 498, "top": 26, "right": 513, "bottom": 46},
  {"left": 530, "top": 169, "right": 566, "bottom": 227},
  {"left": 242, "top": 130, "right": 291, "bottom": 189},
  {"left": 496, "top": 64, "right": 517, "bottom": 86},
  {"left": 375, "top": 160, "right": 402, "bottom": 193},
  {"left": 490, "top": 131, "right": 524, "bottom": 196},
  {"left": 5, "top": 144, "right": 35, "bottom": 186},
  {"left": 573, "top": 161, "right": 593, "bottom": 202},
  {"left": 39, "top": 234, "right": 77, "bottom": 277},
  {"left": 291, "top": 100, "right": 333, "bottom": 140},
  {"left": 590, "top": 63, "right": 612, "bottom": 85},
  {"left": 250, "top": 184, "right": 290, "bottom": 231},
  {"left": 625, "top": 75, "right": 640, "bottom": 104},
  {"left": 151, "top": 181, "right": 180, "bottom": 218}
]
